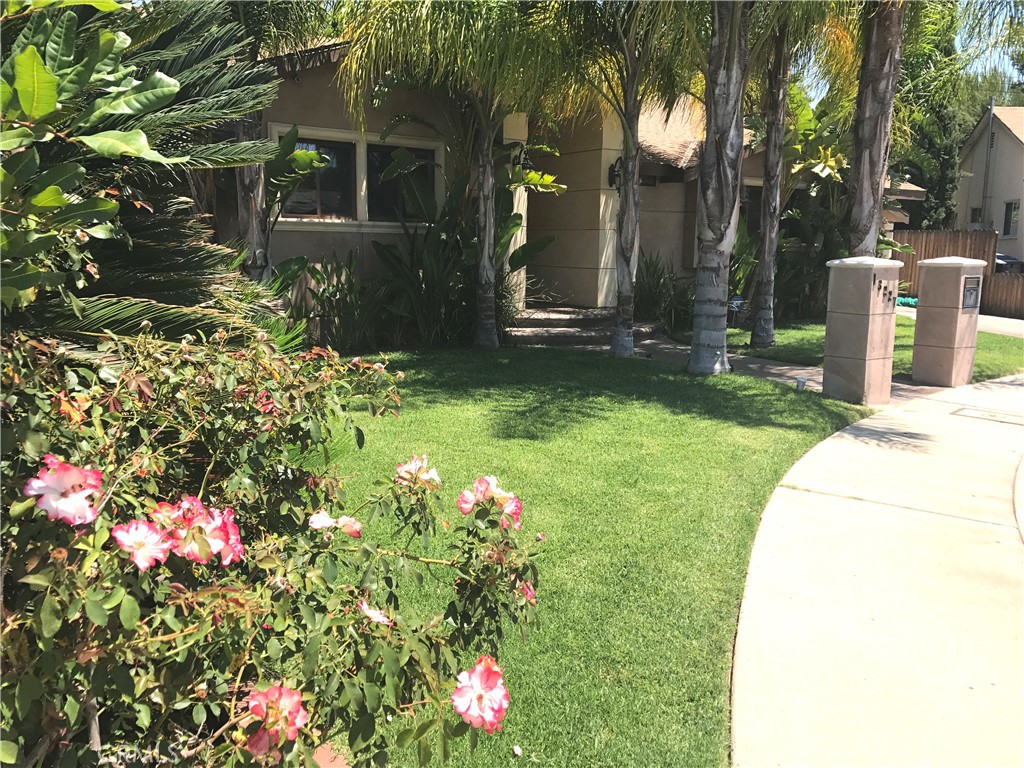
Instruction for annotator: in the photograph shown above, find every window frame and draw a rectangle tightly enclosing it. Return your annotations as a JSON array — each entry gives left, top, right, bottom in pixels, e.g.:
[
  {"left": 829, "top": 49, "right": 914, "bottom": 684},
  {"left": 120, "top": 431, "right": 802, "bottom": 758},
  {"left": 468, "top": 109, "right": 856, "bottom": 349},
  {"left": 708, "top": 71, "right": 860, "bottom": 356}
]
[
  {"left": 268, "top": 122, "right": 445, "bottom": 232},
  {"left": 1002, "top": 200, "right": 1020, "bottom": 238}
]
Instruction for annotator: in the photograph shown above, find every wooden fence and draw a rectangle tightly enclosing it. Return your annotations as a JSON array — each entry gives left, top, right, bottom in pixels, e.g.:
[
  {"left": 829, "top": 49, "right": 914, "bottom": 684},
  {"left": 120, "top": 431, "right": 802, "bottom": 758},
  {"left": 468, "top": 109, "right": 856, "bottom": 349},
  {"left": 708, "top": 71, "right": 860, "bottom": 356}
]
[
  {"left": 982, "top": 273, "right": 1024, "bottom": 319},
  {"left": 894, "top": 229, "right": 1023, "bottom": 318},
  {"left": 896, "top": 229, "right": 997, "bottom": 295}
]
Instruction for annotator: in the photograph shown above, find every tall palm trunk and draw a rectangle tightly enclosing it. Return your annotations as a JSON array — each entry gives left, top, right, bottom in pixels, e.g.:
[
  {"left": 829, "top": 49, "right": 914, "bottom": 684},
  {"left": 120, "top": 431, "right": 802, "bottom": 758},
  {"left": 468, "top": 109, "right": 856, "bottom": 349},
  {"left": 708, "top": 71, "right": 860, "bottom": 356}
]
[
  {"left": 689, "top": 1, "right": 753, "bottom": 375},
  {"left": 749, "top": 24, "right": 789, "bottom": 348},
  {"left": 474, "top": 121, "right": 499, "bottom": 350},
  {"left": 848, "top": 0, "right": 905, "bottom": 259},
  {"left": 236, "top": 116, "right": 271, "bottom": 281},
  {"left": 611, "top": 75, "right": 642, "bottom": 358}
]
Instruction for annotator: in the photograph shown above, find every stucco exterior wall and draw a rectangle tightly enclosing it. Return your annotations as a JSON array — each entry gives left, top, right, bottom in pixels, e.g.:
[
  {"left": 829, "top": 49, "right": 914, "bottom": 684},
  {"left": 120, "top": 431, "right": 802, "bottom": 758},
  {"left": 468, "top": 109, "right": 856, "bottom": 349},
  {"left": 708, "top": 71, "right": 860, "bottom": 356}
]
[
  {"left": 261, "top": 61, "right": 452, "bottom": 272},
  {"left": 954, "top": 119, "right": 1024, "bottom": 261},
  {"left": 526, "top": 112, "right": 622, "bottom": 307},
  {"left": 639, "top": 180, "right": 691, "bottom": 273}
]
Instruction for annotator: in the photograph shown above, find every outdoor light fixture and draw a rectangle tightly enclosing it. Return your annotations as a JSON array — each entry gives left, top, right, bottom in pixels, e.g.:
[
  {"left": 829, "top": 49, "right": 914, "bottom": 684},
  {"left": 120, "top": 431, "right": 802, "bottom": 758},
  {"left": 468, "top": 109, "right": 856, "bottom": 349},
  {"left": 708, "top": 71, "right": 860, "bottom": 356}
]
[
  {"left": 512, "top": 146, "right": 534, "bottom": 171},
  {"left": 608, "top": 157, "right": 623, "bottom": 189}
]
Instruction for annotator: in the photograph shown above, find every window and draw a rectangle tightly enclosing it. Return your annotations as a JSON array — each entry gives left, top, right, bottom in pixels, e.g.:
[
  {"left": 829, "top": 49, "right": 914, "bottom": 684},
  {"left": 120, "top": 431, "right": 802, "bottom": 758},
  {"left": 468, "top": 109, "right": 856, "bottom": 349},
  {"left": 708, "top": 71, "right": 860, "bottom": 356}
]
[
  {"left": 271, "top": 124, "right": 444, "bottom": 227},
  {"left": 1003, "top": 201, "right": 1020, "bottom": 237},
  {"left": 366, "top": 144, "right": 436, "bottom": 222},
  {"left": 969, "top": 207, "right": 983, "bottom": 224},
  {"left": 281, "top": 138, "right": 356, "bottom": 220}
]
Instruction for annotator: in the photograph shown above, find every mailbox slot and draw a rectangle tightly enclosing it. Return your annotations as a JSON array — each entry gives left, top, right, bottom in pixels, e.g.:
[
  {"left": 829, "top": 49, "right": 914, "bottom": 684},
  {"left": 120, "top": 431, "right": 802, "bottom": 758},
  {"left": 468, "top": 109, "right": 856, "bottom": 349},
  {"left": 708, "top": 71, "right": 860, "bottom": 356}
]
[{"left": 962, "top": 276, "right": 980, "bottom": 309}]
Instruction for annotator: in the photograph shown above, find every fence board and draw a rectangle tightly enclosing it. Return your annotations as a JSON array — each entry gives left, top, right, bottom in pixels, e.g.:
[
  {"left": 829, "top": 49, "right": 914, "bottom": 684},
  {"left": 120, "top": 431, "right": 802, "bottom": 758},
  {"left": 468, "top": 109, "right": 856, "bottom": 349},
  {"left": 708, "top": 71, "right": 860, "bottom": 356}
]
[
  {"left": 982, "top": 273, "right": 1024, "bottom": 319},
  {"left": 896, "top": 229, "right": 997, "bottom": 297}
]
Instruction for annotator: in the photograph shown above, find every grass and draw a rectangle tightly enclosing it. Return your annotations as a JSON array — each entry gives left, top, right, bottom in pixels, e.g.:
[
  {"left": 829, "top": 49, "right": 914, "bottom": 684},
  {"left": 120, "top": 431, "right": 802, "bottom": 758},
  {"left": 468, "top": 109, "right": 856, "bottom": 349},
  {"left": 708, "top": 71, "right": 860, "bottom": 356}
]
[
  {"left": 334, "top": 348, "right": 864, "bottom": 768},
  {"left": 710, "top": 316, "right": 1023, "bottom": 383}
]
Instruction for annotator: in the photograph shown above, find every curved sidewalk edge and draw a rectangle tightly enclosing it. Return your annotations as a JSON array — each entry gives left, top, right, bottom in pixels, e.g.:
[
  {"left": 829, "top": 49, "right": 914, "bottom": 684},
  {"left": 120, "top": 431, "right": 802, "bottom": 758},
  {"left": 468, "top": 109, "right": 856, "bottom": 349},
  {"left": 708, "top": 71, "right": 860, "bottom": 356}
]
[{"left": 731, "top": 375, "right": 1024, "bottom": 768}]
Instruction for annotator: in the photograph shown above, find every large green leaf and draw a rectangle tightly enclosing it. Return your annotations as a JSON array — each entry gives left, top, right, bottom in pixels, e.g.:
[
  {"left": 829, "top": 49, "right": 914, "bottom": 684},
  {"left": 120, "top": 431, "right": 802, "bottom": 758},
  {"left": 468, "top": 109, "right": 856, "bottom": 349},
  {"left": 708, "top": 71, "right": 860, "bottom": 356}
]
[
  {"left": 47, "top": 197, "right": 118, "bottom": 226},
  {"left": 0, "top": 126, "right": 34, "bottom": 151},
  {"left": 13, "top": 46, "right": 57, "bottom": 120},
  {"left": 29, "top": 161, "right": 84, "bottom": 193},
  {"left": 45, "top": 11, "right": 78, "bottom": 74},
  {"left": 508, "top": 235, "right": 555, "bottom": 273},
  {"left": 76, "top": 129, "right": 188, "bottom": 163},
  {"left": 0, "top": 80, "right": 13, "bottom": 113},
  {"left": 39, "top": 592, "right": 62, "bottom": 638},
  {"left": 77, "top": 72, "right": 181, "bottom": 128},
  {"left": 26, "top": 185, "right": 69, "bottom": 211},
  {"left": 58, "top": 0, "right": 125, "bottom": 10},
  {"left": 3, "top": 146, "right": 40, "bottom": 185}
]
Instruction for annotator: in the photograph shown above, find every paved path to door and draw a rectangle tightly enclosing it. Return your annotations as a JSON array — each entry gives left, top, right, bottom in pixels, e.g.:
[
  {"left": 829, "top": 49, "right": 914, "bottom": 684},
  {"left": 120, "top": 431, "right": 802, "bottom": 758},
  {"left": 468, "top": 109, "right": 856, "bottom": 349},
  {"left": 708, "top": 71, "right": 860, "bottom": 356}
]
[{"left": 731, "top": 374, "right": 1024, "bottom": 768}]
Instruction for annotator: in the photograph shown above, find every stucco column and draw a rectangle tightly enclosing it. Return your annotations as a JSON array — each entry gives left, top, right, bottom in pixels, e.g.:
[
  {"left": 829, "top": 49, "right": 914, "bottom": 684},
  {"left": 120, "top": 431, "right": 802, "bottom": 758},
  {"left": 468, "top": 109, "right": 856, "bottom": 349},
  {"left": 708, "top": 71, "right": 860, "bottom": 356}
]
[
  {"left": 503, "top": 113, "right": 529, "bottom": 310},
  {"left": 822, "top": 256, "right": 903, "bottom": 405},
  {"left": 912, "top": 257, "right": 986, "bottom": 387}
]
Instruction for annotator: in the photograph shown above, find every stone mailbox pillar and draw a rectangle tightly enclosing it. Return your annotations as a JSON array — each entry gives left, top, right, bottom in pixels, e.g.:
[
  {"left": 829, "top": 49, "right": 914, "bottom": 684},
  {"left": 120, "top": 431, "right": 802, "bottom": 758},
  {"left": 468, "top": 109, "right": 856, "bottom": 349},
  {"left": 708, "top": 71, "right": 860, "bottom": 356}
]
[
  {"left": 823, "top": 256, "right": 903, "bottom": 405},
  {"left": 912, "top": 257, "right": 986, "bottom": 387}
]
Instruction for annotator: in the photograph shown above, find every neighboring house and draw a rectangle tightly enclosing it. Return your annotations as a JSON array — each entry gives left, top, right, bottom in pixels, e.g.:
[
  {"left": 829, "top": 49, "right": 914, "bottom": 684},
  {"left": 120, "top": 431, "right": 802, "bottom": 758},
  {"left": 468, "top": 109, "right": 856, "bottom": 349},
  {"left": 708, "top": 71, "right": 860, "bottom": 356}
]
[
  {"left": 256, "top": 47, "right": 925, "bottom": 309},
  {"left": 954, "top": 105, "right": 1024, "bottom": 261}
]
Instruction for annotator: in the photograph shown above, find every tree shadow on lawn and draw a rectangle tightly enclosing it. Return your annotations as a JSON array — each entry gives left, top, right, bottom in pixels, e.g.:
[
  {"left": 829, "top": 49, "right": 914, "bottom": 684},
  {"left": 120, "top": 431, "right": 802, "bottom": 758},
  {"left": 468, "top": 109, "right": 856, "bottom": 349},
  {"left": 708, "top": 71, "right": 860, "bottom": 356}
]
[{"left": 394, "top": 347, "right": 864, "bottom": 441}]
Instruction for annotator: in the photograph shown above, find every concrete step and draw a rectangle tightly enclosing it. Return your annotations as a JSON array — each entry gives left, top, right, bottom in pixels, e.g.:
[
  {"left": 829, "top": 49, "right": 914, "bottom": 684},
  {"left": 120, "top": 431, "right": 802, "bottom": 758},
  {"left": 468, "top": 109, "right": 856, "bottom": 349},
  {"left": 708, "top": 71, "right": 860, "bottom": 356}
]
[
  {"left": 505, "top": 321, "right": 661, "bottom": 347},
  {"left": 515, "top": 306, "right": 616, "bottom": 329}
]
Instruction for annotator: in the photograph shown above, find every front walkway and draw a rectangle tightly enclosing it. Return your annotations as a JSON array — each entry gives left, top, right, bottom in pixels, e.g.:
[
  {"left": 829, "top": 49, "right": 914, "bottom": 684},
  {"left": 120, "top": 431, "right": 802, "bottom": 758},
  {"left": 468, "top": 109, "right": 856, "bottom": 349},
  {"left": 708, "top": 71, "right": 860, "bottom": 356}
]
[{"left": 731, "top": 374, "right": 1024, "bottom": 768}]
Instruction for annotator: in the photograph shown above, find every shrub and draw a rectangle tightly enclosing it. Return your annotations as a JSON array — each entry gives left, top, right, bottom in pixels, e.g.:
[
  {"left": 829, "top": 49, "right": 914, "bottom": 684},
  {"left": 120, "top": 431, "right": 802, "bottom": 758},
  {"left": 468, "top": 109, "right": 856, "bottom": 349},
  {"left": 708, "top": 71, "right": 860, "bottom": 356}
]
[
  {"left": 634, "top": 250, "right": 695, "bottom": 333},
  {"left": 0, "top": 333, "right": 542, "bottom": 766}
]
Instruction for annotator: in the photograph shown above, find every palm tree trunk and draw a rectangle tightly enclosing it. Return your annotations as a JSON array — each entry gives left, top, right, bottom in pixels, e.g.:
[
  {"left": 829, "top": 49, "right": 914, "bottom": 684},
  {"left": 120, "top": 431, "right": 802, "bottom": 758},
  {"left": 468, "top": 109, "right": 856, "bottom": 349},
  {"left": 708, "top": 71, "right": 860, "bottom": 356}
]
[
  {"left": 749, "top": 24, "right": 790, "bottom": 349},
  {"left": 848, "top": 0, "right": 905, "bottom": 259},
  {"left": 236, "top": 116, "right": 271, "bottom": 281},
  {"left": 689, "top": 1, "right": 753, "bottom": 375},
  {"left": 474, "top": 121, "right": 499, "bottom": 350},
  {"left": 611, "top": 86, "right": 642, "bottom": 358}
]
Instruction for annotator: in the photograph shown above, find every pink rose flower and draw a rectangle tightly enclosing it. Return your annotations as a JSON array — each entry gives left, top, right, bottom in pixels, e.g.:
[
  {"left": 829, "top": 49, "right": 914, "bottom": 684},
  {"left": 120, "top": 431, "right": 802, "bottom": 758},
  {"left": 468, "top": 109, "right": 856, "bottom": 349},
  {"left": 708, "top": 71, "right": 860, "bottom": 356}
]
[
  {"left": 111, "top": 520, "right": 172, "bottom": 571},
  {"left": 518, "top": 579, "right": 537, "bottom": 606},
  {"left": 308, "top": 510, "right": 336, "bottom": 529},
  {"left": 247, "top": 685, "right": 308, "bottom": 744},
  {"left": 358, "top": 599, "right": 393, "bottom": 626},
  {"left": 500, "top": 496, "right": 523, "bottom": 531},
  {"left": 472, "top": 476, "right": 499, "bottom": 502},
  {"left": 245, "top": 727, "right": 273, "bottom": 757},
  {"left": 159, "top": 498, "right": 243, "bottom": 567},
  {"left": 23, "top": 454, "right": 103, "bottom": 526},
  {"left": 451, "top": 655, "right": 510, "bottom": 735},
  {"left": 336, "top": 515, "right": 362, "bottom": 538},
  {"left": 456, "top": 490, "right": 477, "bottom": 515},
  {"left": 394, "top": 454, "right": 441, "bottom": 491}
]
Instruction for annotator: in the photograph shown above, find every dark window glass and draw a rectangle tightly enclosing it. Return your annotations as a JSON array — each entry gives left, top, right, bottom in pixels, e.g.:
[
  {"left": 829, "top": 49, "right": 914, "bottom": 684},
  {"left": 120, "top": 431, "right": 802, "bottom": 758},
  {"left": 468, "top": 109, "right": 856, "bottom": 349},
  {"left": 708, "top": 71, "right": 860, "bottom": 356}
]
[
  {"left": 367, "top": 144, "right": 435, "bottom": 222},
  {"left": 1004, "top": 201, "right": 1020, "bottom": 236},
  {"left": 280, "top": 138, "right": 356, "bottom": 220}
]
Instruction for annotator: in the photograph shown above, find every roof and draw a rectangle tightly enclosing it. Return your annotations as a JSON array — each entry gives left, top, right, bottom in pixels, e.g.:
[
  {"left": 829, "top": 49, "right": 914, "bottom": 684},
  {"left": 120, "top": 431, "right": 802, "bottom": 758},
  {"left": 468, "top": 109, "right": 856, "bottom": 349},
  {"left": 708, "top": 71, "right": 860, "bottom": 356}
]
[
  {"left": 993, "top": 106, "right": 1024, "bottom": 145},
  {"left": 959, "top": 105, "right": 1024, "bottom": 162},
  {"left": 638, "top": 98, "right": 705, "bottom": 170}
]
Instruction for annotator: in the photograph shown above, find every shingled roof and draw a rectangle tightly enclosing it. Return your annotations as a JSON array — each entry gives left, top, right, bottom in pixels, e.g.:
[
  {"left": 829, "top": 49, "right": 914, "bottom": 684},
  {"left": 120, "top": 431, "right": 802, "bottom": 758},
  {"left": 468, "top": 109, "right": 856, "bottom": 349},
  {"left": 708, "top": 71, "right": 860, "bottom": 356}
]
[{"left": 638, "top": 97, "right": 754, "bottom": 171}]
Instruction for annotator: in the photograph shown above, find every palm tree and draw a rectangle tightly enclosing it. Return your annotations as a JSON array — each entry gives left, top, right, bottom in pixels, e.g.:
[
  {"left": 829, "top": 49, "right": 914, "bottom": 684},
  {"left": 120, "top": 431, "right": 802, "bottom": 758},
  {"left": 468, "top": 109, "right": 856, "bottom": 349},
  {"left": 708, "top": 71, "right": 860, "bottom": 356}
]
[
  {"left": 554, "top": 1, "right": 701, "bottom": 358},
  {"left": 337, "top": 0, "right": 564, "bottom": 349},
  {"left": 227, "top": 1, "right": 336, "bottom": 281},
  {"left": 688, "top": 1, "right": 756, "bottom": 375},
  {"left": 847, "top": 0, "right": 907, "bottom": 260},
  {"left": 4, "top": 0, "right": 302, "bottom": 348},
  {"left": 746, "top": 1, "right": 833, "bottom": 348}
]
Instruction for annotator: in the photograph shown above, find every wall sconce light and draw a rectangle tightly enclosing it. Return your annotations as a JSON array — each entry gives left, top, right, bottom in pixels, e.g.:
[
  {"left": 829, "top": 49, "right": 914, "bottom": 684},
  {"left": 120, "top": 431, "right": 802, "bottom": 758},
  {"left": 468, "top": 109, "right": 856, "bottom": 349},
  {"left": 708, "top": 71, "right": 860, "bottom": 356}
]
[
  {"left": 608, "top": 157, "right": 623, "bottom": 189},
  {"left": 512, "top": 146, "right": 535, "bottom": 171}
]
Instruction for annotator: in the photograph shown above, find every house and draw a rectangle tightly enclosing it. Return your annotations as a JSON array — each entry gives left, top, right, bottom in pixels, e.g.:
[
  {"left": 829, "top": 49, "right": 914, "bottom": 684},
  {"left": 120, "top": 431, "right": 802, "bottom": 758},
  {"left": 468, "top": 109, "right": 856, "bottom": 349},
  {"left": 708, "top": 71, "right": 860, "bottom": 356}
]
[
  {"left": 257, "top": 46, "right": 925, "bottom": 310},
  {"left": 954, "top": 105, "right": 1024, "bottom": 262}
]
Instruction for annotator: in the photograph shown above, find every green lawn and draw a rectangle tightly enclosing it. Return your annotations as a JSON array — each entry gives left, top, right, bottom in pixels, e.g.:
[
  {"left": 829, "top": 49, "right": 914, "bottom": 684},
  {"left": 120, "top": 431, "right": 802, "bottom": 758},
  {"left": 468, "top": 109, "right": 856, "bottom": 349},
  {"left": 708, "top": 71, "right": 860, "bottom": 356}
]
[
  {"left": 336, "top": 348, "right": 863, "bottom": 768},
  {"left": 719, "top": 316, "right": 1024, "bottom": 383}
]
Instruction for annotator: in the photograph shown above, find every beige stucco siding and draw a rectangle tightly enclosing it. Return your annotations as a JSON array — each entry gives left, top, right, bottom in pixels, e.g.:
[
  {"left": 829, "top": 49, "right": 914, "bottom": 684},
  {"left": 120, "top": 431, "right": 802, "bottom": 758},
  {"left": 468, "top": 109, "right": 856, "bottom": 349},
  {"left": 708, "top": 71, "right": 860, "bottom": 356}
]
[
  {"left": 639, "top": 180, "right": 688, "bottom": 273},
  {"left": 955, "top": 118, "right": 1024, "bottom": 261},
  {"left": 527, "top": 112, "right": 621, "bottom": 307}
]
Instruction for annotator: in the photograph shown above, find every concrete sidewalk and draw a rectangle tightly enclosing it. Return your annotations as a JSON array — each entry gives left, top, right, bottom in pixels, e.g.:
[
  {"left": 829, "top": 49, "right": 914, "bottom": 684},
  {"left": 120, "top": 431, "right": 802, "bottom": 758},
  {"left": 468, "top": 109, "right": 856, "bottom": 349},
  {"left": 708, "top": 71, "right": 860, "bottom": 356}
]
[
  {"left": 731, "top": 375, "right": 1024, "bottom": 768},
  {"left": 898, "top": 306, "right": 1024, "bottom": 339}
]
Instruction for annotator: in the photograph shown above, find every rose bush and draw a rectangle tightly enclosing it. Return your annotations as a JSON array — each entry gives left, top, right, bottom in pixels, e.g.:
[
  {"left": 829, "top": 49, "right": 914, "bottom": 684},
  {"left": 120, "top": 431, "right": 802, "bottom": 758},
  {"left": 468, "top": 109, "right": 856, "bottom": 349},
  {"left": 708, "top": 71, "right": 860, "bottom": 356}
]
[{"left": 0, "top": 332, "right": 542, "bottom": 767}]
